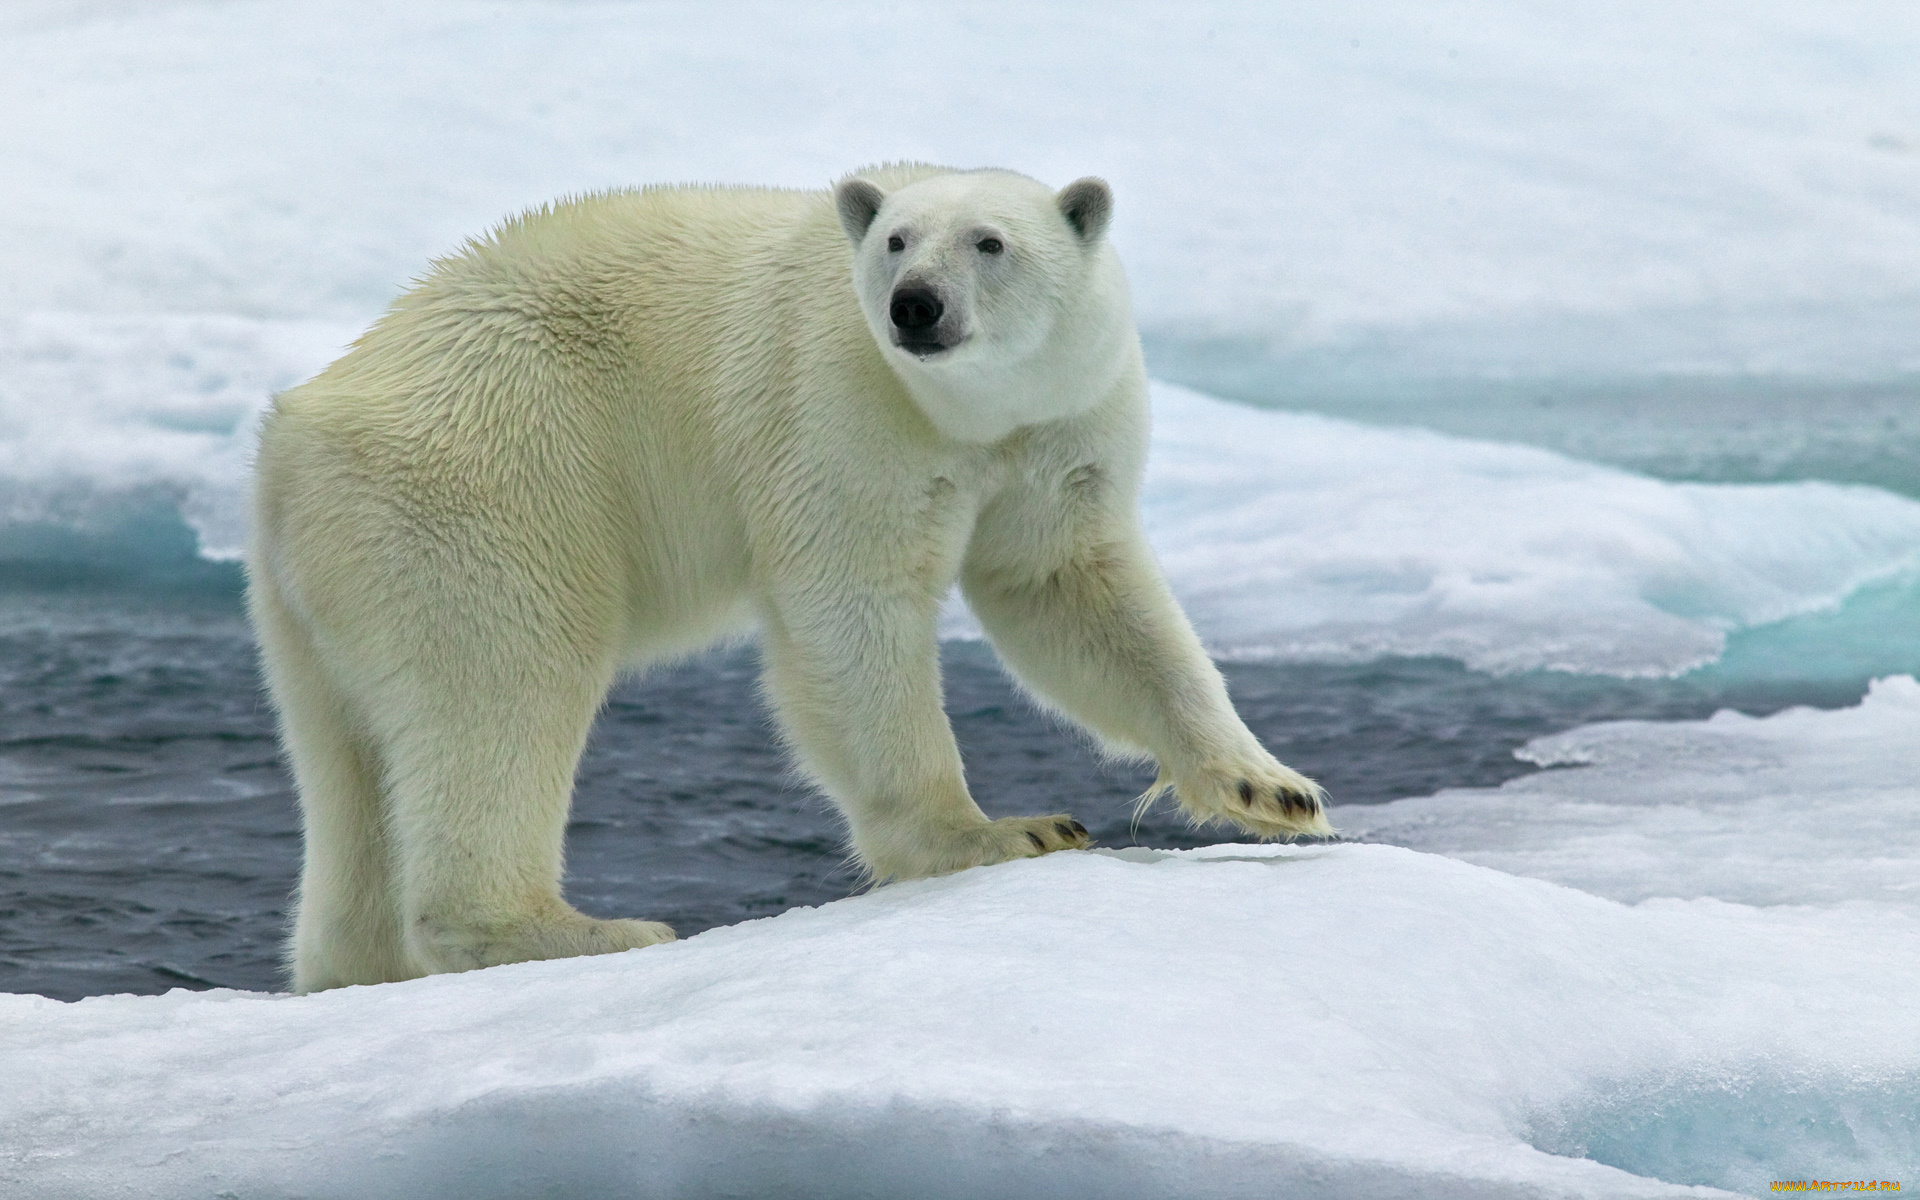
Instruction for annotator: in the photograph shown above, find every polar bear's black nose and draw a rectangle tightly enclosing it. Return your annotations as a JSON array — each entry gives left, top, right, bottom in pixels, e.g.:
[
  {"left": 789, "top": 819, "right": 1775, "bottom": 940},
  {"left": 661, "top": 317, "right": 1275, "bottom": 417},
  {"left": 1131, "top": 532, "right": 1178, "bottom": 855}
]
[{"left": 890, "top": 288, "right": 944, "bottom": 331}]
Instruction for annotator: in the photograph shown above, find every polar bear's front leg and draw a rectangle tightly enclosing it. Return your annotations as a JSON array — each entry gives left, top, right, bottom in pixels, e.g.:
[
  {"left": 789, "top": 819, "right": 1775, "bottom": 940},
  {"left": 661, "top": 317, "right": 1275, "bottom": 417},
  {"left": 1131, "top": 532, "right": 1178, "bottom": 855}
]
[
  {"left": 758, "top": 587, "right": 1090, "bottom": 881},
  {"left": 963, "top": 519, "right": 1331, "bottom": 841}
]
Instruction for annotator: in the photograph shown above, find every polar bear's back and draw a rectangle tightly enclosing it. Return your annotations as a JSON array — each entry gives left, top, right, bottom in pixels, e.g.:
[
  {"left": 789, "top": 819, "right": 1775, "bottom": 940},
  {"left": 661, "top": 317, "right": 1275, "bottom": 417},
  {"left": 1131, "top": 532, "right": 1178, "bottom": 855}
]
[
  {"left": 302, "top": 183, "right": 839, "bottom": 407},
  {"left": 251, "top": 180, "right": 892, "bottom": 660}
]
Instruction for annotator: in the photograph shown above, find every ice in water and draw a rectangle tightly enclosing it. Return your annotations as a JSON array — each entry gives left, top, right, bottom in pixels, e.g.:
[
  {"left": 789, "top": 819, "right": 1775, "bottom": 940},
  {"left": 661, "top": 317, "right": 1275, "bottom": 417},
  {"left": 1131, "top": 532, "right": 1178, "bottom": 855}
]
[{"left": 1337, "top": 675, "right": 1920, "bottom": 908}]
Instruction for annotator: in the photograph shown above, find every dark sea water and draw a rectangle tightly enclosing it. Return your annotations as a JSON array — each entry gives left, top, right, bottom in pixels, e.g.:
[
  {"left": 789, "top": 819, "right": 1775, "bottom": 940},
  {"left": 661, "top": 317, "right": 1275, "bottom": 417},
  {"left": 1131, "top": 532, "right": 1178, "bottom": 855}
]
[{"left": 0, "top": 581, "right": 1867, "bottom": 1003}]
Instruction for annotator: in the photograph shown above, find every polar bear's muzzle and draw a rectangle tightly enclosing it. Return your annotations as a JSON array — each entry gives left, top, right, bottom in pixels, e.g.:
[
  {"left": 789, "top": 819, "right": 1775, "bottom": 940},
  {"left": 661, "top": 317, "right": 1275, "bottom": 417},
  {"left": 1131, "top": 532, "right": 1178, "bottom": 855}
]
[{"left": 888, "top": 285, "right": 960, "bottom": 357}]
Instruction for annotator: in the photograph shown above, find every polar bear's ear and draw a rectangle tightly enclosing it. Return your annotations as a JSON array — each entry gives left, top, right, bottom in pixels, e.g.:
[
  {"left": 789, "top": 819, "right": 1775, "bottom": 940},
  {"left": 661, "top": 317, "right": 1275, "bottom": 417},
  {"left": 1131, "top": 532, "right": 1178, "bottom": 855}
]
[
  {"left": 834, "top": 178, "right": 888, "bottom": 245},
  {"left": 1057, "top": 177, "right": 1113, "bottom": 244}
]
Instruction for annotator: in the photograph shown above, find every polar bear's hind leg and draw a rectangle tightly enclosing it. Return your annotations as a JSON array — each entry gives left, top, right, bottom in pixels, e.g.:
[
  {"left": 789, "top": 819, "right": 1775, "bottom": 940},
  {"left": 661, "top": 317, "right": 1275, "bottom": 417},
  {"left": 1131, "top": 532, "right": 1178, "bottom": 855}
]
[{"left": 251, "top": 573, "right": 413, "bottom": 993}]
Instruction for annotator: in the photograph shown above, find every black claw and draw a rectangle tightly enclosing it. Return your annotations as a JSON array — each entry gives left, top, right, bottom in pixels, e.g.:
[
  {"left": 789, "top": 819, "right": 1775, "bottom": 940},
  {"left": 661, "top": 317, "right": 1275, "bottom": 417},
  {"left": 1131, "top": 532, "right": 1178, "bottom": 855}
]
[
  {"left": 1070, "top": 819, "right": 1088, "bottom": 837},
  {"left": 1027, "top": 831, "right": 1046, "bottom": 850},
  {"left": 1278, "top": 789, "right": 1298, "bottom": 814},
  {"left": 1237, "top": 780, "right": 1254, "bottom": 805},
  {"left": 1054, "top": 821, "right": 1074, "bottom": 838}
]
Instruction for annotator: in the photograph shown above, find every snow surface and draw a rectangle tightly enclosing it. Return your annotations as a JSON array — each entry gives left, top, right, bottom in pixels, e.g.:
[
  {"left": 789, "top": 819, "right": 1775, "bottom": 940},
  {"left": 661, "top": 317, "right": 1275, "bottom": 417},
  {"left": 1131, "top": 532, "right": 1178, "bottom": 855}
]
[
  {"left": 5, "top": 1, "right": 1919, "bottom": 678},
  {"left": 5, "top": 683, "right": 1918, "bottom": 1199},
  {"left": 5, "top": 851, "right": 1915, "bottom": 1200}
]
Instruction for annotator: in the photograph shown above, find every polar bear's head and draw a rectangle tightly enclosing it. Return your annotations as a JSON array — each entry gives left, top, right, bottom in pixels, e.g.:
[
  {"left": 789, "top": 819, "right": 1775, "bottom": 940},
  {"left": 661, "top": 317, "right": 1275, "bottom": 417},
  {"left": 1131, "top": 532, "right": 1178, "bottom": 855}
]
[{"left": 834, "top": 168, "right": 1133, "bottom": 443}]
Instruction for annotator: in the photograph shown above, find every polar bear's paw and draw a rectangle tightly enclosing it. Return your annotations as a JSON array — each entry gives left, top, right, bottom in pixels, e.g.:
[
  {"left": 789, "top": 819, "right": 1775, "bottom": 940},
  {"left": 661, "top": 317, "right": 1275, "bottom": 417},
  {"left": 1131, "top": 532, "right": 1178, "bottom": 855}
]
[
  {"left": 946, "top": 813, "right": 1092, "bottom": 871},
  {"left": 992, "top": 813, "right": 1093, "bottom": 860},
  {"left": 1157, "top": 758, "right": 1333, "bottom": 841},
  {"left": 409, "top": 909, "right": 676, "bottom": 974},
  {"left": 868, "top": 813, "right": 1091, "bottom": 882}
]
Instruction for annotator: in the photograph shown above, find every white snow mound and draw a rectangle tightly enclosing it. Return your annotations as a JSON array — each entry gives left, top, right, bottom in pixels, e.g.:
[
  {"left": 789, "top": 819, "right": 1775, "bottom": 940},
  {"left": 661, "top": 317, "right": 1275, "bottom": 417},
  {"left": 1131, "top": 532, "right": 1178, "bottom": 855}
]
[{"left": 5, "top": 840, "right": 1916, "bottom": 1199}]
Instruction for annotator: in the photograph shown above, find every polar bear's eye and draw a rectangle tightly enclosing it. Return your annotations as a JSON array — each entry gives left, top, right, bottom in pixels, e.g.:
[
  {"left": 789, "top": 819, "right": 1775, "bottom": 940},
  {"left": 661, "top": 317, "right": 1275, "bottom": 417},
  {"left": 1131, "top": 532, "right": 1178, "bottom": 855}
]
[
  {"left": 977, "top": 238, "right": 1004, "bottom": 255},
  {"left": 887, "top": 235, "right": 905, "bottom": 253}
]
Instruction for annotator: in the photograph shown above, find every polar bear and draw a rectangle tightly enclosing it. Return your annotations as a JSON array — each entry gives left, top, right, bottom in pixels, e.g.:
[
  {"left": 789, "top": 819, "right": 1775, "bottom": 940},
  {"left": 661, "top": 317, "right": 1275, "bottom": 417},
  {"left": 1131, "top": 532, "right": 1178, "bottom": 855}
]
[{"left": 248, "top": 164, "right": 1329, "bottom": 993}]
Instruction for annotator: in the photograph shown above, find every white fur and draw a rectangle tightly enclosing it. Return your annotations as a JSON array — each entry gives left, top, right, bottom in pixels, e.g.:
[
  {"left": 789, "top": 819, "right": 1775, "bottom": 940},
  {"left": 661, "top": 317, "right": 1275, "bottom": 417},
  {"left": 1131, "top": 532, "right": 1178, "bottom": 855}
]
[{"left": 249, "top": 164, "right": 1329, "bottom": 994}]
